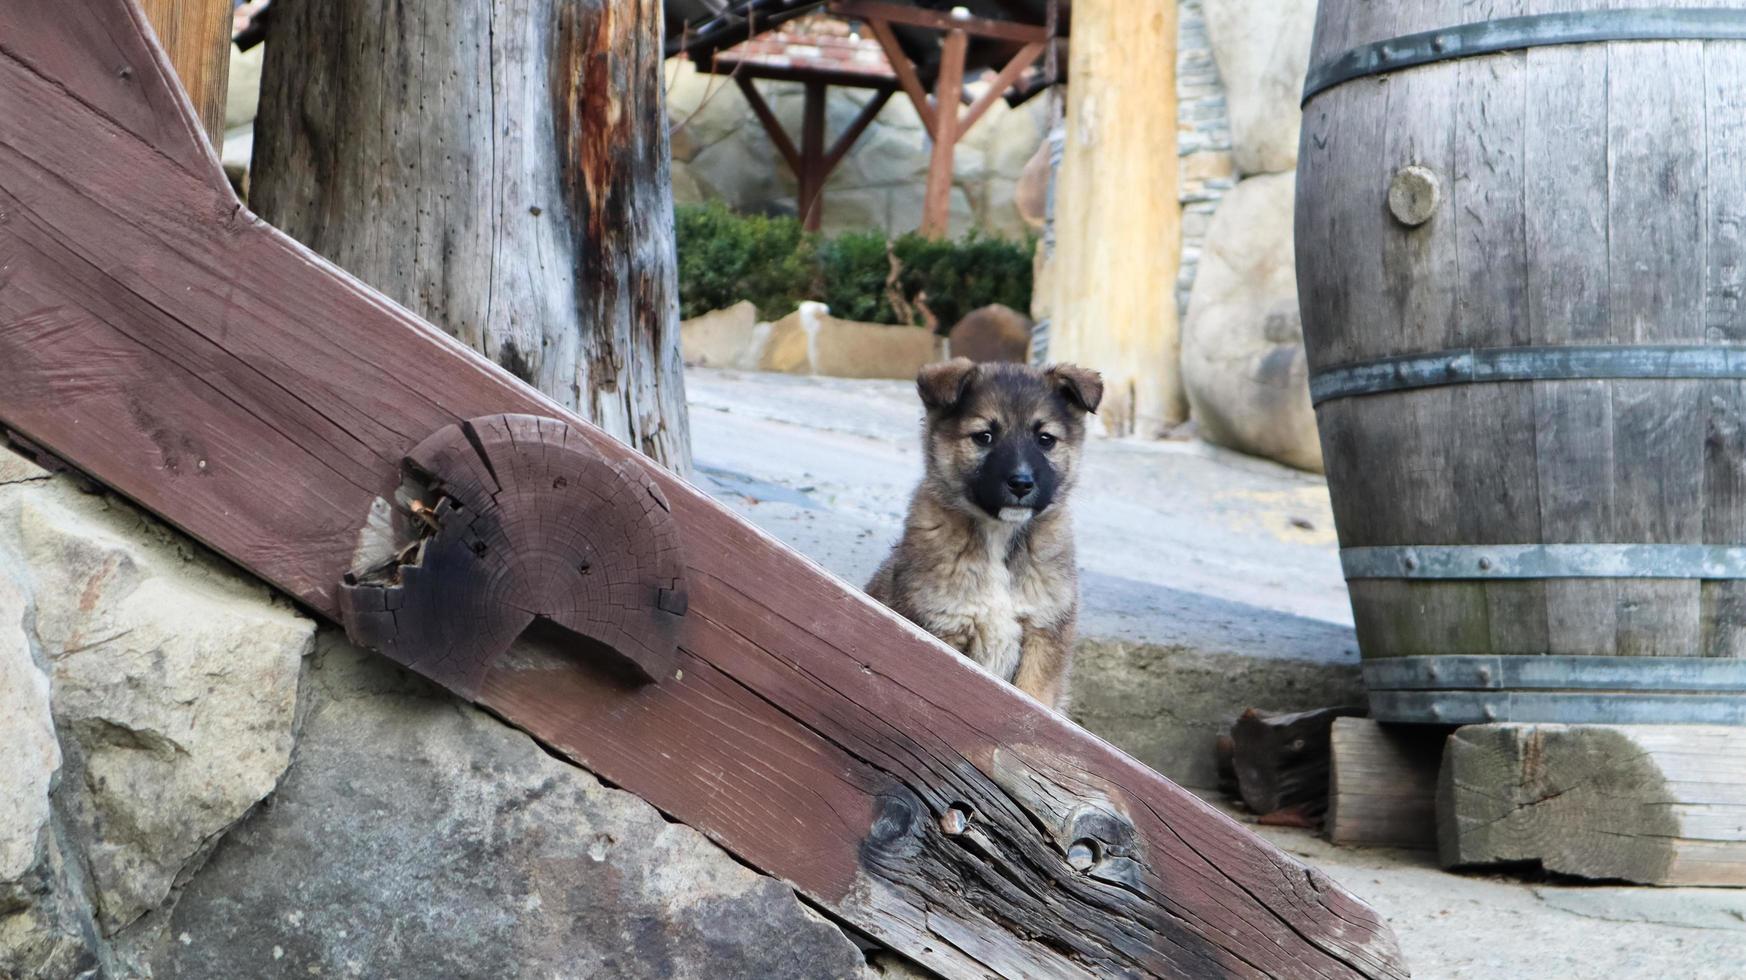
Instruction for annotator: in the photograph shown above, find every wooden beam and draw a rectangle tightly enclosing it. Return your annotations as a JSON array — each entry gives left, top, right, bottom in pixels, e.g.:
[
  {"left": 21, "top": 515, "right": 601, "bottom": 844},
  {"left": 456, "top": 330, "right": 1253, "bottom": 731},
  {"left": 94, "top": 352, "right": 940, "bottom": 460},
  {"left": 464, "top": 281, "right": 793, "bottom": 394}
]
[
  {"left": 138, "top": 0, "right": 233, "bottom": 146},
  {"left": 920, "top": 27, "right": 967, "bottom": 238},
  {"left": 864, "top": 17, "right": 937, "bottom": 142},
  {"left": 958, "top": 40, "right": 1045, "bottom": 136},
  {"left": 1230, "top": 706, "right": 1362, "bottom": 823},
  {"left": 734, "top": 74, "right": 801, "bottom": 175},
  {"left": 1327, "top": 719, "right": 1442, "bottom": 850},
  {"left": 1439, "top": 724, "right": 1746, "bottom": 886},
  {"left": 799, "top": 80, "right": 827, "bottom": 231},
  {"left": 832, "top": 0, "right": 1050, "bottom": 44},
  {"left": 700, "top": 56, "right": 900, "bottom": 91},
  {"left": 824, "top": 88, "right": 893, "bottom": 176},
  {"left": 0, "top": 3, "right": 1407, "bottom": 976}
]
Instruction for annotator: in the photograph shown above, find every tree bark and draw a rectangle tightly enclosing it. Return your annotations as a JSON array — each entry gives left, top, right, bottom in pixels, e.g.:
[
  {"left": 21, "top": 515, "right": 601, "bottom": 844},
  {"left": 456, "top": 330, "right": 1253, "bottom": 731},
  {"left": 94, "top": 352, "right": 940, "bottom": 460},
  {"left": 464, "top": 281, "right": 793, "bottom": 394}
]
[{"left": 251, "top": 0, "right": 691, "bottom": 472}]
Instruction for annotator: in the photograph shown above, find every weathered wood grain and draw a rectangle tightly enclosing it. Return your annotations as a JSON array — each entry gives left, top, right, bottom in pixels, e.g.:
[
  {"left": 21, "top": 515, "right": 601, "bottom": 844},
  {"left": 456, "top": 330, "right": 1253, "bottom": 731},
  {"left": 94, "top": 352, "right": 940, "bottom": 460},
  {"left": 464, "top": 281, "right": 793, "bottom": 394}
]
[
  {"left": 1231, "top": 706, "right": 1363, "bottom": 821},
  {"left": 1525, "top": 3, "right": 1615, "bottom": 657},
  {"left": 1607, "top": 39, "right": 1708, "bottom": 657},
  {"left": 339, "top": 413, "right": 687, "bottom": 697},
  {"left": 1327, "top": 719, "right": 1444, "bottom": 850},
  {"left": 0, "top": 2, "right": 1406, "bottom": 976},
  {"left": 249, "top": 0, "right": 692, "bottom": 472},
  {"left": 138, "top": 0, "right": 231, "bottom": 146},
  {"left": 1302, "top": 0, "right": 1746, "bottom": 670},
  {"left": 921, "top": 27, "right": 966, "bottom": 238},
  {"left": 1439, "top": 723, "right": 1746, "bottom": 885},
  {"left": 1705, "top": 40, "right": 1746, "bottom": 657}
]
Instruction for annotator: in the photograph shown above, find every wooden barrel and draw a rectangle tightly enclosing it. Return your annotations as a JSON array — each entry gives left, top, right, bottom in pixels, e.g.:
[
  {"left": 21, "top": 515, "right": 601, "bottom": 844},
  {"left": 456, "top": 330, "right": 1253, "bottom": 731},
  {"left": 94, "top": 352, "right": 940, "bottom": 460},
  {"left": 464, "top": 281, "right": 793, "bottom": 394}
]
[{"left": 1296, "top": 3, "right": 1746, "bottom": 724}]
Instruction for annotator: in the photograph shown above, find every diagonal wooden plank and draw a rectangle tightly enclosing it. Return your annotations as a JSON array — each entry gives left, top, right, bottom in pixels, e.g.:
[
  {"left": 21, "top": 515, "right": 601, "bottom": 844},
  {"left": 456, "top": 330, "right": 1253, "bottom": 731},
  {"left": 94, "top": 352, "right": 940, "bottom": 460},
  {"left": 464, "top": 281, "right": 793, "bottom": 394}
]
[
  {"left": 0, "top": 3, "right": 1407, "bottom": 977},
  {"left": 864, "top": 16, "right": 939, "bottom": 142},
  {"left": 957, "top": 41, "right": 1045, "bottom": 136},
  {"left": 735, "top": 73, "right": 803, "bottom": 175},
  {"left": 824, "top": 87, "right": 894, "bottom": 176}
]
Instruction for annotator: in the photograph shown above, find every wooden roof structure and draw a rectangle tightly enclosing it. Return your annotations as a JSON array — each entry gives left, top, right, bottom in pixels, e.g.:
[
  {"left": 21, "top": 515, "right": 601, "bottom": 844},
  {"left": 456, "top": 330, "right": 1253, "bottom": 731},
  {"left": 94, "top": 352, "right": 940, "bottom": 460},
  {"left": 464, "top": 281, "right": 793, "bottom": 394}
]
[
  {"left": 0, "top": 2, "right": 1407, "bottom": 976},
  {"left": 667, "top": 0, "right": 1067, "bottom": 234}
]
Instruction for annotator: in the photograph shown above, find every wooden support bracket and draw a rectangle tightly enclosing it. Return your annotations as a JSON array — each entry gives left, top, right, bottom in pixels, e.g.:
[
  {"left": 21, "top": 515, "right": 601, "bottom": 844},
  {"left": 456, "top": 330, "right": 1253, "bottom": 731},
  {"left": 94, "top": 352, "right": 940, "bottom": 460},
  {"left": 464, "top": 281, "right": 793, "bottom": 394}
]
[{"left": 339, "top": 413, "right": 686, "bottom": 699}]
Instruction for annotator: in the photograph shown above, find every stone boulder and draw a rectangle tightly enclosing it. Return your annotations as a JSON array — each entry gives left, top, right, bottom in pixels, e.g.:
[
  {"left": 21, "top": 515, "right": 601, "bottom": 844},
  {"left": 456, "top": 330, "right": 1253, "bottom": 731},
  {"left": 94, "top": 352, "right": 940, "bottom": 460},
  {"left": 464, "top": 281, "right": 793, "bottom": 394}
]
[
  {"left": 760, "top": 303, "right": 943, "bottom": 380},
  {"left": 1204, "top": 0, "right": 1317, "bottom": 176},
  {"left": 157, "top": 633, "right": 879, "bottom": 980},
  {"left": 0, "top": 567, "right": 57, "bottom": 909},
  {"left": 0, "top": 450, "right": 915, "bottom": 977},
  {"left": 13, "top": 494, "right": 314, "bottom": 934},
  {"left": 1182, "top": 172, "right": 1322, "bottom": 473},
  {"left": 680, "top": 299, "right": 763, "bottom": 369},
  {"left": 948, "top": 304, "right": 1032, "bottom": 363},
  {"left": 0, "top": 455, "right": 315, "bottom": 975}
]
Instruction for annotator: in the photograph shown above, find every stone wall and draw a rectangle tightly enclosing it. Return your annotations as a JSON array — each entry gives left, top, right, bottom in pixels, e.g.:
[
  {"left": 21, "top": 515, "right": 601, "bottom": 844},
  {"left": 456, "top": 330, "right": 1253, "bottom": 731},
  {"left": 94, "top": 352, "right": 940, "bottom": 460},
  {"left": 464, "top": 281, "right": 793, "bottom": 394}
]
[
  {"left": 1176, "top": 0, "right": 1238, "bottom": 318},
  {"left": 1177, "top": 0, "right": 1321, "bottom": 472},
  {"left": 0, "top": 445, "right": 925, "bottom": 979},
  {"left": 667, "top": 60, "right": 1045, "bottom": 240}
]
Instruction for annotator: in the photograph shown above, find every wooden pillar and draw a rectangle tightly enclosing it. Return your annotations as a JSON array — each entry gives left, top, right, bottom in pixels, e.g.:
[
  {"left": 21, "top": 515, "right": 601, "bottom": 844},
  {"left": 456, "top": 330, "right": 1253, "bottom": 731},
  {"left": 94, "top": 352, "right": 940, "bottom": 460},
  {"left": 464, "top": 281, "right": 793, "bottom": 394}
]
[
  {"left": 138, "top": 0, "right": 233, "bottom": 146},
  {"left": 1047, "top": 0, "right": 1186, "bottom": 435},
  {"left": 799, "top": 81, "right": 827, "bottom": 231},
  {"left": 251, "top": 0, "right": 692, "bottom": 472},
  {"left": 920, "top": 28, "right": 968, "bottom": 238}
]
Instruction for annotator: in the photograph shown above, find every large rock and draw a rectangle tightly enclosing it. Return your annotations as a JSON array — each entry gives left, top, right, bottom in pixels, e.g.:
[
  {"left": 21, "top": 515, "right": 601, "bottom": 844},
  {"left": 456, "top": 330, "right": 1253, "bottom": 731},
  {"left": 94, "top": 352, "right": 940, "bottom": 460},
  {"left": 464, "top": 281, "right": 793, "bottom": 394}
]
[
  {"left": 158, "top": 633, "right": 878, "bottom": 979},
  {"left": 947, "top": 304, "right": 1031, "bottom": 363},
  {"left": 1204, "top": 0, "right": 1317, "bottom": 175},
  {"left": 680, "top": 299, "right": 763, "bottom": 369},
  {"left": 0, "top": 569, "right": 57, "bottom": 907},
  {"left": 760, "top": 303, "right": 944, "bottom": 380},
  {"left": 1181, "top": 172, "right": 1322, "bottom": 472},
  {"left": 4, "top": 489, "right": 314, "bottom": 934}
]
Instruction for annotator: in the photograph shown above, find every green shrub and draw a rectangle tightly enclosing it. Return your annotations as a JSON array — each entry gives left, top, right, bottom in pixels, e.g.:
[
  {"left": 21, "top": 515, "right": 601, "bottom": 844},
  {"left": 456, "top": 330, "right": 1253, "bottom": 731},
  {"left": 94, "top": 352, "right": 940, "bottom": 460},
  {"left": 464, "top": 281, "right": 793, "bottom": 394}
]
[
  {"left": 891, "top": 231, "right": 1034, "bottom": 330},
  {"left": 674, "top": 202, "right": 1033, "bottom": 329},
  {"left": 673, "top": 202, "right": 814, "bottom": 320},
  {"left": 816, "top": 230, "right": 898, "bottom": 324}
]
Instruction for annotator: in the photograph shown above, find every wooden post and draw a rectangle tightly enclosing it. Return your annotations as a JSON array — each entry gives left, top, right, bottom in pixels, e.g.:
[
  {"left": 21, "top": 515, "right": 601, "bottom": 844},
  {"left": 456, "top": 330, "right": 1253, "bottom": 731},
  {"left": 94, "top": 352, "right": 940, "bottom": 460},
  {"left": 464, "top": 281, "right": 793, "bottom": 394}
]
[
  {"left": 137, "top": 0, "right": 232, "bottom": 146},
  {"left": 920, "top": 28, "right": 967, "bottom": 238},
  {"left": 1327, "top": 719, "right": 1443, "bottom": 850},
  {"left": 1439, "top": 724, "right": 1746, "bottom": 886},
  {"left": 250, "top": 0, "right": 692, "bottom": 473},
  {"left": 800, "top": 81, "right": 827, "bottom": 230},
  {"left": 1047, "top": 0, "right": 1187, "bottom": 435}
]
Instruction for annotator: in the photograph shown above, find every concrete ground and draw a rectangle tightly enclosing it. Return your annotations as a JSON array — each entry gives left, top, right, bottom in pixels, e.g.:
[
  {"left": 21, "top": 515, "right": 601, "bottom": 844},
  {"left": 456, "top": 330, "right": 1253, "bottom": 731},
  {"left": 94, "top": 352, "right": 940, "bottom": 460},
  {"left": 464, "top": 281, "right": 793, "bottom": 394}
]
[{"left": 684, "top": 366, "right": 1746, "bottom": 979}]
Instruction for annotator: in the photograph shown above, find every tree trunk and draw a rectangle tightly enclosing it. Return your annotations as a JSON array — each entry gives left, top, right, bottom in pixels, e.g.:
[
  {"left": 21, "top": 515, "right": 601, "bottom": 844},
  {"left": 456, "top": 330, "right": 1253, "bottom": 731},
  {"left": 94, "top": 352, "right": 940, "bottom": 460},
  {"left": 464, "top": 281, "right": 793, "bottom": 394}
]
[{"left": 250, "top": 0, "right": 691, "bottom": 472}]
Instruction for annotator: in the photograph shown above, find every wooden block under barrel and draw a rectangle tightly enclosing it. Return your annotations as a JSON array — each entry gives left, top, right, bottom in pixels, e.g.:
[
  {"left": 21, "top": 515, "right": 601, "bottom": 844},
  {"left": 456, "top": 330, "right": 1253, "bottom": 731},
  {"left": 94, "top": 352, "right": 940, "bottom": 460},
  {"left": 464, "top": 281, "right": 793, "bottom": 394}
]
[
  {"left": 1230, "top": 706, "right": 1363, "bottom": 822},
  {"left": 1439, "top": 724, "right": 1746, "bottom": 886},
  {"left": 1327, "top": 718, "right": 1445, "bottom": 850}
]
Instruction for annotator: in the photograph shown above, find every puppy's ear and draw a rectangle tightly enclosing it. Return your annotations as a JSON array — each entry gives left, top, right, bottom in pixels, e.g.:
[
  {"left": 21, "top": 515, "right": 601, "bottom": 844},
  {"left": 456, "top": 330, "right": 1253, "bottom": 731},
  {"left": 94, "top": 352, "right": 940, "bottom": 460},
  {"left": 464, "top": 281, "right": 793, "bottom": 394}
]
[
  {"left": 1047, "top": 363, "right": 1104, "bottom": 414},
  {"left": 917, "top": 357, "right": 978, "bottom": 413}
]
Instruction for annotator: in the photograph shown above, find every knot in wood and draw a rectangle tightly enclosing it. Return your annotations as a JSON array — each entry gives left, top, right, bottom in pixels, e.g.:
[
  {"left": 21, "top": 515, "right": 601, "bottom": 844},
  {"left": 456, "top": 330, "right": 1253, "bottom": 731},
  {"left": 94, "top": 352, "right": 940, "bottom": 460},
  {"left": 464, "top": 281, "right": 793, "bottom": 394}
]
[
  {"left": 1387, "top": 165, "right": 1441, "bottom": 227},
  {"left": 1066, "top": 838, "right": 1099, "bottom": 872},
  {"left": 338, "top": 414, "right": 686, "bottom": 699}
]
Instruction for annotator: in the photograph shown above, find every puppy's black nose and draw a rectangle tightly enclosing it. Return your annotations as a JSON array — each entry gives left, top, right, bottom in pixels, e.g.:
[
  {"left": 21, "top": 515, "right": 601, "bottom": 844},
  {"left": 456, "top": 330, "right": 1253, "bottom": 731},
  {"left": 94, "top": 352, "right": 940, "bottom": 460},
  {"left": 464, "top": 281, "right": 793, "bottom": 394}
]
[{"left": 1006, "top": 473, "right": 1035, "bottom": 499}]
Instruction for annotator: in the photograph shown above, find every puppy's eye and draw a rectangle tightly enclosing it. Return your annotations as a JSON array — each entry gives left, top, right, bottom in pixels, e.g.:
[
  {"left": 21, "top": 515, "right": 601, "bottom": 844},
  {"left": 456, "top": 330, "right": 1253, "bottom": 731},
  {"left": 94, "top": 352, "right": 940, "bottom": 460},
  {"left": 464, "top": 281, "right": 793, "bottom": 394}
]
[
  {"left": 971, "top": 431, "right": 995, "bottom": 447},
  {"left": 1037, "top": 432, "right": 1058, "bottom": 449}
]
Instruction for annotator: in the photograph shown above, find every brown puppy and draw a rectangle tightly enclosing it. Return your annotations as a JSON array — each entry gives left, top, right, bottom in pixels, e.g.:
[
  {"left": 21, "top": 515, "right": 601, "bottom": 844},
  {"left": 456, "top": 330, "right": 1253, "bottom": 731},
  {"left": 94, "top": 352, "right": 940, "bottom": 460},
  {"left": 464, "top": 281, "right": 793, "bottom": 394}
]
[{"left": 867, "top": 358, "right": 1103, "bottom": 710}]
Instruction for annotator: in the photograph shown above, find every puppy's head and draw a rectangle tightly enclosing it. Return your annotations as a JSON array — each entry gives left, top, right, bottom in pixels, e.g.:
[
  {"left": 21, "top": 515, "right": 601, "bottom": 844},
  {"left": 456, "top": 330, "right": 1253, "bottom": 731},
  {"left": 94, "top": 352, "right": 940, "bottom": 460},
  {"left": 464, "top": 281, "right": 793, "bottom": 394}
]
[{"left": 915, "top": 358, "right": 1103, "bottom": 523}]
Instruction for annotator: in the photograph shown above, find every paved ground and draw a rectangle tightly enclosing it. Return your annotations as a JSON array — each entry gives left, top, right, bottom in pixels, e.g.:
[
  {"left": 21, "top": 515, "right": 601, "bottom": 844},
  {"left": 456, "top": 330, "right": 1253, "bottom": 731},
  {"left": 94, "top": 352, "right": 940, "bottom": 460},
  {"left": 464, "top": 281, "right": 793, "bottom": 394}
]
[
  {"left": 685, "top": 367, "right": 1746, "bottom": 979},
  {"left": 687, "top": 367, "right": 1355, "bottom": 650}
]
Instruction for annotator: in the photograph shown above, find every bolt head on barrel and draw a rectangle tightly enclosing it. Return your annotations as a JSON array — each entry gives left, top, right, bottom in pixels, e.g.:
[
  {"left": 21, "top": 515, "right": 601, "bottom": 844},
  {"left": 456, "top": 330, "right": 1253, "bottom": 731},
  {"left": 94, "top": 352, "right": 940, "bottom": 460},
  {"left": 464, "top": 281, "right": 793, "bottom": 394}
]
[{"left": 1388, "top": 165, "right": 1442, "bottom": 227}]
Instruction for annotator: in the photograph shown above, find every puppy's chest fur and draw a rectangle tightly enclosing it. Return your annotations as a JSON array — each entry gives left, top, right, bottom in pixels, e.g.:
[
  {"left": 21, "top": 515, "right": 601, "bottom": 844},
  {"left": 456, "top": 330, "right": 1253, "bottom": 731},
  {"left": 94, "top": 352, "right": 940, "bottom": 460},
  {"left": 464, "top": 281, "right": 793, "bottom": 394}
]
[{"left": 870, "top": 499, "right": 1076, "bottom": 683}]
